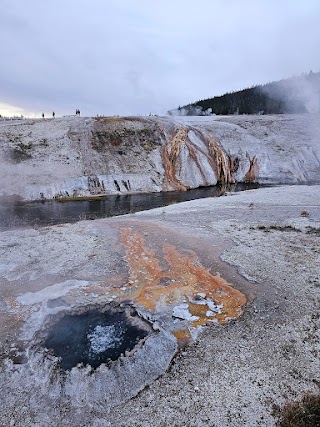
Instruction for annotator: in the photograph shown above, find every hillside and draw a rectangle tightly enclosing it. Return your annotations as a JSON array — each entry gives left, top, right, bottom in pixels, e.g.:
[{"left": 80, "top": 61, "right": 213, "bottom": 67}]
[
  {"left": 0, "top": 114, "right": 320, "bottom": 201},
  {"left": 169, "top": 71, "right": 320, "bottom": 116}
]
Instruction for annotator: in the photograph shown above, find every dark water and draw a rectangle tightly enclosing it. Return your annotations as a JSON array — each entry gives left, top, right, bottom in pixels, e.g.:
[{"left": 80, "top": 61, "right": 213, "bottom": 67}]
[
  {"left": 43, "top": 309, "right": 149, "bottom": 370},
  {"left": 0, "top": 183, "right": 261, "bottom": 230}
]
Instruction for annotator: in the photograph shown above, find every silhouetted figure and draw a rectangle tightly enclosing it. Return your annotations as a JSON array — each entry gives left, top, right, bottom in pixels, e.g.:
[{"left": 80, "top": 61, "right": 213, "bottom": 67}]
[
  {"left": 42, "top": 113, "right": 44, "bottom": 118},
  {"left": 52, "top": 111, "right": 55, "bottom": 118},
  {"left": 78, "top": 109, "right": 80, "bottom": 116}
]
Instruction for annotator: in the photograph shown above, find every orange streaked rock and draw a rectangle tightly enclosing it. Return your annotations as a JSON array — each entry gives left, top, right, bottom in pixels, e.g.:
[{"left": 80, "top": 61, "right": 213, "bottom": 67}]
[
  {"left": 244, "top": 154, "right": 259, "bottom": 183},
  {"left": 161, "top": 125, "right": 238, "bottom": 191},
  {"left": 172, "top": 329, "right": 192, "bottom": 343},
  {"left": 207, "top": 135, "right": 235, "bottom": 184},
  {"left": 162, "top": 128, "right": 190, "bottom": 191},
  {"left": 118, "top": 227, "right": 246, "bottom": 330}
]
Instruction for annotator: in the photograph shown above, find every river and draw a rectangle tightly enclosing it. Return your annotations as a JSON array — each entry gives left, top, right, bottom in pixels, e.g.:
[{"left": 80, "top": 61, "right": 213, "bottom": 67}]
[{"left": 0, "top": 183, "right": 261, "bottom": 230}]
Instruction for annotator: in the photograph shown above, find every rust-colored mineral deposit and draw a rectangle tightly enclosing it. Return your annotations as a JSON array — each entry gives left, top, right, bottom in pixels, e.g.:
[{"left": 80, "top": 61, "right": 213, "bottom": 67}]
[{"left": 118, "top": 227, "right": 246, "bottom": 330}]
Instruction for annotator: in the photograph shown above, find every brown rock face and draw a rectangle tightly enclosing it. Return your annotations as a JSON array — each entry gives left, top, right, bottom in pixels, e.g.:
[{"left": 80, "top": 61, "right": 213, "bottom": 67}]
[
  {"left": 161, "top": 125, "right": 237, "bottom": 191},
  {"left": 244, "top": 154, "right": 258, "bottom": 182}
]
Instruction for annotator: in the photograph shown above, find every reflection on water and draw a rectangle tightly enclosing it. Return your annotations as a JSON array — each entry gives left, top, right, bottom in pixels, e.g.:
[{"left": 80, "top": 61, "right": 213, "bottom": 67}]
[{"left": 0, "top": 183, "right": 261, "bottom": 230}]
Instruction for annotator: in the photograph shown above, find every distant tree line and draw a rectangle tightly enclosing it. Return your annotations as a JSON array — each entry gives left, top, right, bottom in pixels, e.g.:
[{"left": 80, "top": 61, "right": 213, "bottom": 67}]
[{"left": 169, "top": 71, "right": 320, "bottom": 116}]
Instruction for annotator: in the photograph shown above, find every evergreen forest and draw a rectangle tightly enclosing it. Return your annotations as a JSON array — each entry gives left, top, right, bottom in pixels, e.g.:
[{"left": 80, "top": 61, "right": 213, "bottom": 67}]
[{"left": 169, "top": 71, "right": 320, "bottom": 116}]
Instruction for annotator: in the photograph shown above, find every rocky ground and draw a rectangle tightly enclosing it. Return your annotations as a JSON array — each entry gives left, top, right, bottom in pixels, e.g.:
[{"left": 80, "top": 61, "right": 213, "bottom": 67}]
[
  {"left": 0, "top": 184, "right": 319, "bottom": 426},
  {"left": 0, "top": 114, "right": 319, "bottom": 201}
]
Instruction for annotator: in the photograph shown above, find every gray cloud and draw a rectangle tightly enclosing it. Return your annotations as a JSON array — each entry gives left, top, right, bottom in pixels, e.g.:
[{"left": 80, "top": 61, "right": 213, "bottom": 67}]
[{"left": 1, "top": 0, "right": 320, "bottom": 116}]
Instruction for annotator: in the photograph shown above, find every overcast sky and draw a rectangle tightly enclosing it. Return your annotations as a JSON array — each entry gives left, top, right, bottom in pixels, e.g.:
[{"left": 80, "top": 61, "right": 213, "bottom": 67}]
[{"left": 1, "top": 0, "right": 320, "bottom": 117}]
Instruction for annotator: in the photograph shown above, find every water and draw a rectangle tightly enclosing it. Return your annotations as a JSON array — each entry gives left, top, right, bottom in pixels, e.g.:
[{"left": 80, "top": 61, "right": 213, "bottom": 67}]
[
  {"left": 43, "top": 309, "right": 149, "bottom": 370},
  {"left": 0, "top": 183, "right": 261, "bottom": 230},
  {"left": 88, "top": 324, "right": 124, "bottom": 356}
]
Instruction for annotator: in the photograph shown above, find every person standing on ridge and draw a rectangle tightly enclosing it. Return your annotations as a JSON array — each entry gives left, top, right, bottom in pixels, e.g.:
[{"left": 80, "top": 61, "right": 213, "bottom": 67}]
[
  {"left": 42, "top": 113, "right": 44, "bottom": 118},
  {"left": 52, "top": 111, "right": 55, "bottom": 118}
]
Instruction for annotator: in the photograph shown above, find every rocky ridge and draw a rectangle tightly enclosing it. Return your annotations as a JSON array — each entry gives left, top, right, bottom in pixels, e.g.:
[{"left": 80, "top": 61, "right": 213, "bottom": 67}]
[{"left": 0, "top": 114, "right": 319, "bottom": 201}]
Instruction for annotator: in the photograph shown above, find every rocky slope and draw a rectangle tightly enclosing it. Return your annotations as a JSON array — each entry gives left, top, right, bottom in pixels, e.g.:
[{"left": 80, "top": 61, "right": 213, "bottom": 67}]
[{"left": 0, "top": 114, "right": 319, "bottom": 201}]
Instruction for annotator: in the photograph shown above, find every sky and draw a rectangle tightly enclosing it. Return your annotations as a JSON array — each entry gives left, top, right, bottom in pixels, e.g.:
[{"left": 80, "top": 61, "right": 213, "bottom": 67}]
[{"left": 1, "top": 0, "right": 320, "bottom": 117}]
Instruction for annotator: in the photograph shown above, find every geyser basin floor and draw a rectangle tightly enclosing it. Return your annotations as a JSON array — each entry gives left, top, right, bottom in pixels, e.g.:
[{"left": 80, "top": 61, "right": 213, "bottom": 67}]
[
  {"left": 43, "top": 308, "right": 150, "bottom": 370},
  {"left": 0, "top": 185, "right": 319, "bottom": 426}
]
